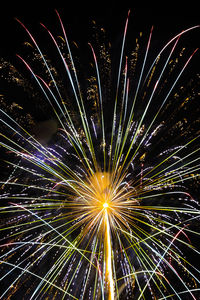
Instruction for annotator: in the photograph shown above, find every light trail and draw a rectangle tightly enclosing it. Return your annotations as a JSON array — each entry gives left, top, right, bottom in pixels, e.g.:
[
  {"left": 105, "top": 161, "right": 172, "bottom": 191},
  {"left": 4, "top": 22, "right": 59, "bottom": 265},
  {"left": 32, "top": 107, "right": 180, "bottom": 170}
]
[{"left": 104, "top": 206, "right": 115, "bottom": 300}]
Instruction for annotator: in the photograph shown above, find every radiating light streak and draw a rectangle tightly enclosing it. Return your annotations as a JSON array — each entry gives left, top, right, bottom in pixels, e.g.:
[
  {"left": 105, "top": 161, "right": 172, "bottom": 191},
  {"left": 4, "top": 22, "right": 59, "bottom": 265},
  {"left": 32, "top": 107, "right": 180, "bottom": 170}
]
[
  {"left": 143, "top": 25, "right": 200, "bottom": 84},
  {"left": 104, "top": 207, "right": 115, "bottom": 300},
  {"left": 109, "top": 10, "right": 130, "bottom": 172},
  {"left": 117, "top": 48, "right": 199, "bottom": 182},
  {"left": 112, "top": 25, "right": 154, "bottom": 176},
  {"left": 39, "top": 23, "right": 98, "bottom": 173},
  {"left": 88, "top": 43, "right": 106, "bottom": 170},
  {"left": 0, "top": 260, "right": 78, "bottom": 299}
]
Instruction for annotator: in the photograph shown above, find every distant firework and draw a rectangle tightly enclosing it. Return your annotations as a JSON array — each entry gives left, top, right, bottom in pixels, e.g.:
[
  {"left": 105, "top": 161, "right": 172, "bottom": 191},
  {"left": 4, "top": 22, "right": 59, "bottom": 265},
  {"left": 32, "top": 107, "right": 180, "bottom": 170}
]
[{"left": 0, "top": 9, "right": 200, "bottom": 300}]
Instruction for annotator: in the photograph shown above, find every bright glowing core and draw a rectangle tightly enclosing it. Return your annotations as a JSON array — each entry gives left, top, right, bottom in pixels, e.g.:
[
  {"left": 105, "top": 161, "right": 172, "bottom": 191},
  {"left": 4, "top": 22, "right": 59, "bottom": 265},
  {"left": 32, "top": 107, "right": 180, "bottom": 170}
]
[
  {"left": 89, "top": 172, "right": 112, "bottom": 209},
  {"left": 103, "top": 202, "right": 109, "bottom": 209}
]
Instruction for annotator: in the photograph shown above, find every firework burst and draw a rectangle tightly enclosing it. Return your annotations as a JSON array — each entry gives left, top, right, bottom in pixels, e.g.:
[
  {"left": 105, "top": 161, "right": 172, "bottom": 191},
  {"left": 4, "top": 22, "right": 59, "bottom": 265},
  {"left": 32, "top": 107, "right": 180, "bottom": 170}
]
[{"left": 0, "top": 9, "right": 200, "bottom": 300}]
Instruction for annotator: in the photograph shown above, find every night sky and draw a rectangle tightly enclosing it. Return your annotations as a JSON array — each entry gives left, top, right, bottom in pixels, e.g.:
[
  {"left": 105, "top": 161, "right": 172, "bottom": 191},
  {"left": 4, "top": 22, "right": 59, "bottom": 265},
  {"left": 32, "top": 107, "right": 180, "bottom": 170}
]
[
  {"left": 0, "top": 4, "right": 200, "bottom": 56},
  {"left": 0, "top": 4, "right": 199, "bottom": 105}
]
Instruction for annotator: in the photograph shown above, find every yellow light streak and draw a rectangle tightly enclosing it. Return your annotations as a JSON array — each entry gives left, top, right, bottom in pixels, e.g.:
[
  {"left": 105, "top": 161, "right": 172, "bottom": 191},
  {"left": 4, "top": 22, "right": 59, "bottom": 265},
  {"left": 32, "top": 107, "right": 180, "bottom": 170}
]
[
  {"left": 76, "top": 170, "right": 137, "bottom": 299},
  {"left": 104, "top": 208, "right": 115, "bottom": 300},
  {"left": 88, "top": 172, "right": 115, "bottom": 299}
]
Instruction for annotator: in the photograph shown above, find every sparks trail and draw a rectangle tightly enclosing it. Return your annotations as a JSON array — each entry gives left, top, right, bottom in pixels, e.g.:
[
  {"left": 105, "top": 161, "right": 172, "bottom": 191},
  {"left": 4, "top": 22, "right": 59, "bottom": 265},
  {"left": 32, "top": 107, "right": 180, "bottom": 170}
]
[{"left": 0, "top": 9, "right": 200, "bottom": 300}]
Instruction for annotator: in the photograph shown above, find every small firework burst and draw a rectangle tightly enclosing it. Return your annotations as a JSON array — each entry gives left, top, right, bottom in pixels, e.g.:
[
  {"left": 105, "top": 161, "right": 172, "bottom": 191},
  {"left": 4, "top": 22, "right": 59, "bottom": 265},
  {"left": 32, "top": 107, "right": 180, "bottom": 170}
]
[{"left": 0, "top": 9, "right": 200, "bottom": 300}]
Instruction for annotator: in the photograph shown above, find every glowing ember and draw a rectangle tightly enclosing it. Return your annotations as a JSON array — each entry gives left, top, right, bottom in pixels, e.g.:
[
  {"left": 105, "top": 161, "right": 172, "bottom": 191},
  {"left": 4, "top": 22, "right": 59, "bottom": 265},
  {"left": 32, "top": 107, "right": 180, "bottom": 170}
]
[{"left": 103, "top": 202, "right": 109, "bottom": 208}]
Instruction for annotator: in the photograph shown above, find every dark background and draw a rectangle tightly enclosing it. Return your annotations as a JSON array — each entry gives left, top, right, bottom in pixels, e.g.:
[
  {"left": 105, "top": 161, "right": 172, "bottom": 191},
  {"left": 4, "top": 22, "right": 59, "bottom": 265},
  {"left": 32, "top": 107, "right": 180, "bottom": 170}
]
[
  {"left": 0, "top": 4, "right": 199, "bottom": 57},
  {"left": 0, "top": 3, "right": 199, "bottom": 98}
]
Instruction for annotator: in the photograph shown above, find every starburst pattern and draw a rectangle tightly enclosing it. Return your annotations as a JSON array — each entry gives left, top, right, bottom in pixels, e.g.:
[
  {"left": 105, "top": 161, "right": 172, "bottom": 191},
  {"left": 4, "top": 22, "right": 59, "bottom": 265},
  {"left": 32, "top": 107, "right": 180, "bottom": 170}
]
[{"left": 0, "top": 9, "right": 200, "bottom": 300}]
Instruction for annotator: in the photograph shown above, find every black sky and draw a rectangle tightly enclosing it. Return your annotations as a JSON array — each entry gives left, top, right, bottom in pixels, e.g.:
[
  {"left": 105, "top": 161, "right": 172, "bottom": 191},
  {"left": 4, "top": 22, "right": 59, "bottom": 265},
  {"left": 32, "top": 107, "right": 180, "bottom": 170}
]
[{"left": 0, "top": 4, "right": 199, "bottom": 57}]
